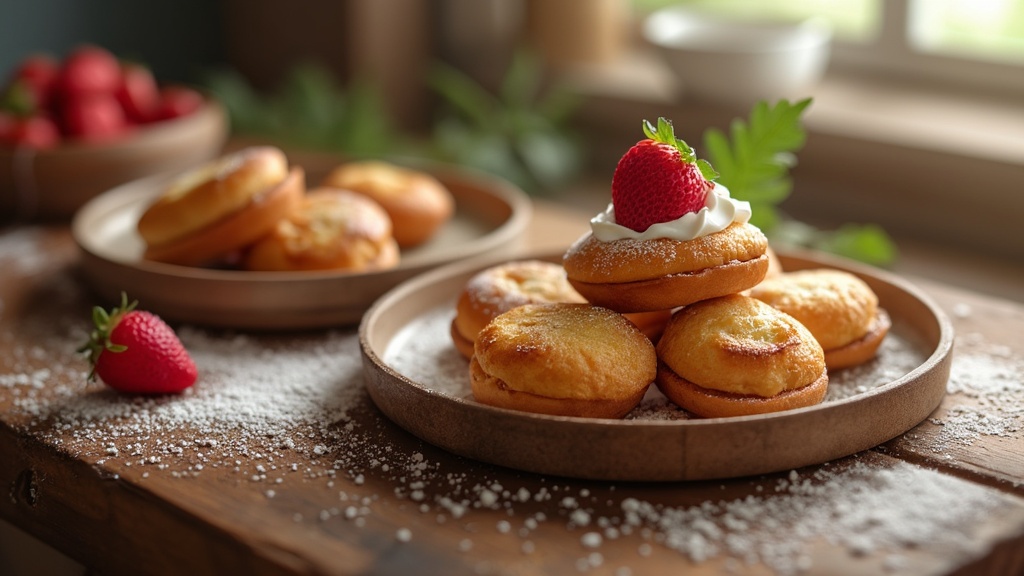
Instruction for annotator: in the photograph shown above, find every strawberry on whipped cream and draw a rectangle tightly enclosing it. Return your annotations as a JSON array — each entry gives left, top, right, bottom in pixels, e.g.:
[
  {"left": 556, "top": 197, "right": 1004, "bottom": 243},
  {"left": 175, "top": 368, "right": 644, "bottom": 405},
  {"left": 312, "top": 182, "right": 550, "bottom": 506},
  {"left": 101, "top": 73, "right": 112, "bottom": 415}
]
[{"left": 590, "top": 183, "right": 752, "bottom": 242}]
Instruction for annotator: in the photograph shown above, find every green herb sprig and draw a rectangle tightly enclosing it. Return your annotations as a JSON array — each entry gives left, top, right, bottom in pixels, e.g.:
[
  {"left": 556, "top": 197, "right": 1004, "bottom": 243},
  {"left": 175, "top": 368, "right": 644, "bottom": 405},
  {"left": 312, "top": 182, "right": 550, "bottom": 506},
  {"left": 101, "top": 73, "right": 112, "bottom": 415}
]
[{"left": 703, "top": 98, "right": 897, "bottom": 266}]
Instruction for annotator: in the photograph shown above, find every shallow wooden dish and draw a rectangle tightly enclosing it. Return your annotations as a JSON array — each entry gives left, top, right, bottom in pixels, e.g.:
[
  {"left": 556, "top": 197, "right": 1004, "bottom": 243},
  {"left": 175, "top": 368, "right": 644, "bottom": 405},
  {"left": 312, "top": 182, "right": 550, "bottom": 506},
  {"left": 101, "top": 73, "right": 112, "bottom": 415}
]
[
  {"left": 1, "top": 97, "right": 228, "bottom": 222},
  {"left": 360, "top": 250, "right": 953, "bottom": 481},
  {"left": 72, "top": 164, "right": 531, "bottom": 330}
]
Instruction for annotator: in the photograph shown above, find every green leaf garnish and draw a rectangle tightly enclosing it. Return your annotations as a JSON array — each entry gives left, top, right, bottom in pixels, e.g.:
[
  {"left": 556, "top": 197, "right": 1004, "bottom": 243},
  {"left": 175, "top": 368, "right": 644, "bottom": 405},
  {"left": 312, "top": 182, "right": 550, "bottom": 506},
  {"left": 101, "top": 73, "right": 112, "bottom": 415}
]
[
  {"left": 702, "top": 99, "right": 811, "bottom": 230},
  {"left": 703, "top": 98, "right": 897, "bottom": 266}
]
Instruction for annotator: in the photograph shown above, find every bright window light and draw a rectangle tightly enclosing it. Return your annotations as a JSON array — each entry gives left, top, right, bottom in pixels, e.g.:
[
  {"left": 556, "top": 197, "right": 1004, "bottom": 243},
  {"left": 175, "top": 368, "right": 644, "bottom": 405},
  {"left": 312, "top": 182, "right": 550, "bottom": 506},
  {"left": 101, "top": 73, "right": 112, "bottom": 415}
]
[{"left": 910, "top": 0, "right": 1024, "bottom": 63}]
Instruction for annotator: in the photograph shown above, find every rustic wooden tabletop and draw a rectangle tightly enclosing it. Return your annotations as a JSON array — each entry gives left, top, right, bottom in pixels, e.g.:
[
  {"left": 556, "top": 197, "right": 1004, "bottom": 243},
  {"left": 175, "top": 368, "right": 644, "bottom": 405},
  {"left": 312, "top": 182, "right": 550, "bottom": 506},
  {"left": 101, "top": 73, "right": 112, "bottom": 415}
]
[{"left": 1, "top": 201, "right": 1023, "bottom": 576}]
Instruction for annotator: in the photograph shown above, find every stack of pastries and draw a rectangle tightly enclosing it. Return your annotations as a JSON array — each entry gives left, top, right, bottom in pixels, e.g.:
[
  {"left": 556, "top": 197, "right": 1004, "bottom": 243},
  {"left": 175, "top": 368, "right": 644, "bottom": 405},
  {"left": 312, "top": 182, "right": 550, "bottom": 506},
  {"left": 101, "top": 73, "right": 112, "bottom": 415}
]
[
  {"left": 453, "top": 119, "right": 889, "bottom": 420},
  {"left": 136, "top": 146, "right": 454, "bottom": 272}
]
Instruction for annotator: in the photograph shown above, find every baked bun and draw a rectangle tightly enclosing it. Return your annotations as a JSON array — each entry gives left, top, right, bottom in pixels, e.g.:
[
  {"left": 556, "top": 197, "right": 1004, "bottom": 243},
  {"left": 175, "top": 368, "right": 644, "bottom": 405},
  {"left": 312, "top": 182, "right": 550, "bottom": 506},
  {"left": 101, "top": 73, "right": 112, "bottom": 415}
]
[
  {"left": 322, "top": 160, "right": 454, "bottom": 248},
  {"left": 139, "top": 147, "right": 304, "bottom": 267},
  {"left": 749, "top": 268, "right": 891, "bottom": 370},
  {"left": 656, "top": 294, "right": 828, "bottom": 418},
  {"left": 242, "top": 187, "right": 400, "bottom": 272},
  {"left": 562, "top": 222, "right": 769, "bottom": 312},
  {"left": 622, "top": 309, "right": 673, "bottom": 343},
  {"left": 764, "top": 245, "right": 784, "bottom": 280},
  {"left": 471, "top": 303, "right": 656, "bottom": 419},
  {"left": 451, "top": 260, "right": 586, "bottom": 358}
]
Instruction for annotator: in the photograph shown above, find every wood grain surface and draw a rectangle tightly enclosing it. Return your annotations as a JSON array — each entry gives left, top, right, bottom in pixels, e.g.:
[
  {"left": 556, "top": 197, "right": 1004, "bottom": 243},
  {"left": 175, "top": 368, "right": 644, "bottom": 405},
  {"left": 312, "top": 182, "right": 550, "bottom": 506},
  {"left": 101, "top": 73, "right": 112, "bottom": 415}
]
[{"left": 1, "top": 202, "right": 1023, "bottom": 576}]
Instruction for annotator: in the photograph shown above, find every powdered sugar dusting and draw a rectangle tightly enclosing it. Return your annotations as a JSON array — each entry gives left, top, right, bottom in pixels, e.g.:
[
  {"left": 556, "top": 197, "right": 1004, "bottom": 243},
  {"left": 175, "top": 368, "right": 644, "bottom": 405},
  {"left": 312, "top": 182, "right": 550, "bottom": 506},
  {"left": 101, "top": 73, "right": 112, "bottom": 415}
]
[
  {"left": 2, "top": 227, "right": 1022, "bottom": 575},
  {"left": 925, "top": 331, "right": 1024, "bottom": 451},
  {"left": 616, "top": 458, "right": 1014, "bottom": 574}
]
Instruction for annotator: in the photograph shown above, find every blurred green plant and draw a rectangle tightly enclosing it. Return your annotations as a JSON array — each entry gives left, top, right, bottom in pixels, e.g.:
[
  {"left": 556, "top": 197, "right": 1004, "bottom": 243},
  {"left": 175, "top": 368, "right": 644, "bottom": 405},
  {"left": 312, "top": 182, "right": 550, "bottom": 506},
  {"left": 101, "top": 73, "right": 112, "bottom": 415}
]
[
  {"left": 427, "top": 51, "right": 584, "bottom": 195},
  {"left": 205, "top": 55, "right": 584, "bottom": 196},
  {"left": 204, "top": 62, "right": 399, "bottom": 158},
  {"left": 703, "top": 98, "right": 897, "bottom": 266}
]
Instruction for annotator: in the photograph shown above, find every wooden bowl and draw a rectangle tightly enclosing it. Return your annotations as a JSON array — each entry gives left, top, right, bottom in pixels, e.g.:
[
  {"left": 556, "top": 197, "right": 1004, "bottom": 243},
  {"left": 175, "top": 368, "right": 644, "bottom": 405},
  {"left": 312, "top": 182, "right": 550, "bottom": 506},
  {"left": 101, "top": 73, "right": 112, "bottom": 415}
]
[{"left": 0, "top": 96, "right": 228, "bottom": 222}]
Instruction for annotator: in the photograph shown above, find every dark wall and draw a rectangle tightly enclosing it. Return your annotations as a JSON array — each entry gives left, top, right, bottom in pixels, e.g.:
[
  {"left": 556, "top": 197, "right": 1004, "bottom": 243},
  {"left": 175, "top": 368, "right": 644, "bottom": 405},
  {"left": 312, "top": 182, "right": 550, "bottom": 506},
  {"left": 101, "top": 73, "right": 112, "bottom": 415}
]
[{"left": 0, "top": 0, "right": 226, "bottom": 84}]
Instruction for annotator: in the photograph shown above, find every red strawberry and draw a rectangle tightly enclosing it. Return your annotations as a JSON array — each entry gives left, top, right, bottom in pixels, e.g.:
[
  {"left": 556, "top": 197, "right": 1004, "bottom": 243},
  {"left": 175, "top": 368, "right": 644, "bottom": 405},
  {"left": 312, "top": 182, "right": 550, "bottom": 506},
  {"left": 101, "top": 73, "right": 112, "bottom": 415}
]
[
  {"left": 7, "top": 54, "right": 60, "bottom": 111},
  {"left": 0, "top": 111, "right": 14, "bottom": 142},
  {"left": 79, "top": 293, "right": 197, "bottom": 394},
  {"left": 154, "top": 85, "right": 203, "bottom": 121},
  {"left": 611, "top": 117, "right": 719, "bottom": 232},
  {"left": 6, "top": 114, "right": 61, "bottom": 149},
  {"left": 61, "top": 92, "right": 129, "bottom": 141},
  {"left": 59, "top": 45, "right": 122, "bottom": 96},
  {"left": 116, "top": 62, "right": 160, "bottom": 123}
]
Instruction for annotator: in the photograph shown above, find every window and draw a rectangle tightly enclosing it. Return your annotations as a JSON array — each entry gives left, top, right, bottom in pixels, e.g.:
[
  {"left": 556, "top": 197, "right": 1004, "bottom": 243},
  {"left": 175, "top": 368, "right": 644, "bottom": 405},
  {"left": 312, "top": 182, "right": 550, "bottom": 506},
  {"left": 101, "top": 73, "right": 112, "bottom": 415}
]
[{"left": 632, "top": 0, "right": 1024, "bottom": 95}]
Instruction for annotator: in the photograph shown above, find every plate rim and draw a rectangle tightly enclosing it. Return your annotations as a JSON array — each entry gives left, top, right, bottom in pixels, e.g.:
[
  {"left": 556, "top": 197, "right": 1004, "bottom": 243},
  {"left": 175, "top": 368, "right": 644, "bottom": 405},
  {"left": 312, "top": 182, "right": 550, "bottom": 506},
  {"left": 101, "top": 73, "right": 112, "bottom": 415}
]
[{"left": 359, "top": 247, "right": 954, "bottom": 481}]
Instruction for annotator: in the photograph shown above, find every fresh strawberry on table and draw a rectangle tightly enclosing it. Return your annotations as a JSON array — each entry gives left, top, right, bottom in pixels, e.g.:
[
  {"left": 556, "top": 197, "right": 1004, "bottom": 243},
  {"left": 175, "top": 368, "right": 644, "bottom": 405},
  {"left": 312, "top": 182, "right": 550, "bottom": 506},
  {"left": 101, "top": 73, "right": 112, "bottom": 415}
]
[
  {"left": 611, "top": 117, "right": 719, "bottom": 233},
  {"left": 79, "top": 293, "right": 198, "bottom": 394}
]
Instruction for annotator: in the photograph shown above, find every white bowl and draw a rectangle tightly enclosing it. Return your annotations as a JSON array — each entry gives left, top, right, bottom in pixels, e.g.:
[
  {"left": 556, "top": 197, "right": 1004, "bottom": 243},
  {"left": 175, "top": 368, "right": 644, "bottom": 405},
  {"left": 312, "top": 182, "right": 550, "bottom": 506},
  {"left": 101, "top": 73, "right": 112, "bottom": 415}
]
[{"left": 643, "top": 7, "right": 832, "bottom": 107}]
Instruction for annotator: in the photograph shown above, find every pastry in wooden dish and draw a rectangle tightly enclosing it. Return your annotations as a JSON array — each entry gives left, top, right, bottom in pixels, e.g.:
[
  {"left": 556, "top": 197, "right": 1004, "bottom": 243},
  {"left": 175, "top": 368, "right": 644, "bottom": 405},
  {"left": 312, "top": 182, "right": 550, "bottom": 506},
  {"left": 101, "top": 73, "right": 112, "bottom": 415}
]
[
  {"left": 451, "top": 259, "right": 672, "bottom": 358},
  {"left": 471, "top": 303, "right": 657, "bottom": 419},
  {"left": 322, "top": 160, "right": 454, "bottom": 249},
  {"left": 137, "top": 146, "right": 304, "bottom": 267},
  {"left": 242, "top": 187, "right": 399, "bottom": 273},
  {"left": 748, "top": 268, "right": 891, "bottom": 370},
  {"left": 451, "top": 259, "right": 586, "bottom": 358},
  {"left": 563, "top": 221, "right": 769, "bottom": 313},
  {"left": 656, "top": 294, "right": 828, "bottom": 418},
  {"left": 562, "top": 118, "right": 768, "bottom": 312}
]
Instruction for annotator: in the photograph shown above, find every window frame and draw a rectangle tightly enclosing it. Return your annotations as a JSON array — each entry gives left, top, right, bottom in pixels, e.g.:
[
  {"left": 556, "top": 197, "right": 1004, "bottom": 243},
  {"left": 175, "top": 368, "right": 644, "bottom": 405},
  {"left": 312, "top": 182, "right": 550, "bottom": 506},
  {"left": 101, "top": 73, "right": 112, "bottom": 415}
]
[{"left": 811, "top": 0, "right": 1024, "bottom": 96}]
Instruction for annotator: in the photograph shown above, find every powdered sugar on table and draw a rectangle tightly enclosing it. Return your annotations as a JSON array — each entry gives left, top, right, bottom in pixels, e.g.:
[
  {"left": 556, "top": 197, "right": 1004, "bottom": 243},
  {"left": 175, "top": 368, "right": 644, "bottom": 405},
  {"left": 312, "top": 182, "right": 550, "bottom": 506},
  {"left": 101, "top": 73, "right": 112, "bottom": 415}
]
[{"left": 3, "top": 226, "right": 1024, "bottom": 575}]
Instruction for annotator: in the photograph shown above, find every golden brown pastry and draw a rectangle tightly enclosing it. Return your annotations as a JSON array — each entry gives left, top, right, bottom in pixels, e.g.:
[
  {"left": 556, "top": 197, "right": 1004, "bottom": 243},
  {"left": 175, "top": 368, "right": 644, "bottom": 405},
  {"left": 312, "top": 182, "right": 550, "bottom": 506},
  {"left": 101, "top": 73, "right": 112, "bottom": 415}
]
[
  {"left": 748, "top": 268, "right": 890, "bottom": 370},
  {"left": 242, "top": 187, "right": 399, "bottom": 272},
  {"left": 764, "top": 245, "right": 784, "bottom": 280},
  {"left": 471, "top": 303, "right": 657, "bottom": 419},
  {"left": 563, "top": 222, "right": 769, "bottom": 312},
  {"left": 138, "top": 146, "right": 304, "bottom": 267},
  {"left": 322, "top": 160, "right": 454, "bottom": 249},
  {"left": 622, "top": 309, "right": 673, "bottom": 343},
  {"left": 450, "top": 259, "right": 671, "bottom": 358},
  {"left": 656, "top": 294, "right": 828, "bottom": 418},
  {"left": 451, "top": 260, "right": 587, "bottom": 358}
]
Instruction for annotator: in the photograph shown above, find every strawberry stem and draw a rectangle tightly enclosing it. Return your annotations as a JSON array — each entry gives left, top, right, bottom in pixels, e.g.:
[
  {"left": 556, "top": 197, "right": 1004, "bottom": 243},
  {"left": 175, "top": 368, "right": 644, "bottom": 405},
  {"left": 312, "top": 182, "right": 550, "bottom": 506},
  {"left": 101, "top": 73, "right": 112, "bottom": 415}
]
[
  {"left": 77, "top": 292, "right": 136, "bottom": 381},
  {"left": 642, "top": 117, "right": 719, "bottom": 181}
]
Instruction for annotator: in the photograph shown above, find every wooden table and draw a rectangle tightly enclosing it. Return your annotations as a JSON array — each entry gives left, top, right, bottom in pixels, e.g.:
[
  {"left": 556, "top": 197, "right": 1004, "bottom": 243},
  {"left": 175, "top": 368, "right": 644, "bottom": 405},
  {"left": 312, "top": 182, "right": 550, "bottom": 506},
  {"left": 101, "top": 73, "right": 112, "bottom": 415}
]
[{"left": 2, "top": 201, "right": 1024, "bottom": 576}]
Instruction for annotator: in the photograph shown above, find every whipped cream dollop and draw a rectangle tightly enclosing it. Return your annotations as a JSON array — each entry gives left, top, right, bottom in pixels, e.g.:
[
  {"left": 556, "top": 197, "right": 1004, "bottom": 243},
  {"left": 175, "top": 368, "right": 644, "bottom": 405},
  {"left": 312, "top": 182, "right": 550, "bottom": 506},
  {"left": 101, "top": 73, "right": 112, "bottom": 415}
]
[{"left": 590, "top": 183, "right": 751, "bottom": 242}]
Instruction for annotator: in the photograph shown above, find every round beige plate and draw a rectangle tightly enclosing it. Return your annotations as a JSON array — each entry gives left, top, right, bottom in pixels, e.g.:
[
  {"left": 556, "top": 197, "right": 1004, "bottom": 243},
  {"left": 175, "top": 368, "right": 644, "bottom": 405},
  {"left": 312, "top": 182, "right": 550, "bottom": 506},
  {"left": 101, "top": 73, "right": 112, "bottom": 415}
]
[
  {"left": 360, "top": 250, "right": 953, "bottom": 481},
  {"left": 72, "top": 164, "right": 531, "bottom": 329}
]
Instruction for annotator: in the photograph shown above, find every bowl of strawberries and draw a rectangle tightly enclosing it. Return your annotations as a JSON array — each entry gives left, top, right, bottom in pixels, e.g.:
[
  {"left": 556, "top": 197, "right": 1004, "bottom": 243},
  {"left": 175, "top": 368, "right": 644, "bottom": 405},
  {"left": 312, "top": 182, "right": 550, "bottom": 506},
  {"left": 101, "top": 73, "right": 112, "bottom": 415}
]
[{"left": 0, "top": 44, "right": 228, "bottom": 221}]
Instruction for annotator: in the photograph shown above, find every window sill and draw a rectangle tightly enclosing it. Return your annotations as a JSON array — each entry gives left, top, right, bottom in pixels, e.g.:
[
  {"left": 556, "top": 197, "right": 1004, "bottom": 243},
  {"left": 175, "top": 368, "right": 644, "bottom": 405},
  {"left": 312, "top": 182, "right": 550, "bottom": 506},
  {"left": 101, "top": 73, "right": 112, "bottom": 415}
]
[{"left": 558, "top": 50, "right": 1024, "bottom": 265}]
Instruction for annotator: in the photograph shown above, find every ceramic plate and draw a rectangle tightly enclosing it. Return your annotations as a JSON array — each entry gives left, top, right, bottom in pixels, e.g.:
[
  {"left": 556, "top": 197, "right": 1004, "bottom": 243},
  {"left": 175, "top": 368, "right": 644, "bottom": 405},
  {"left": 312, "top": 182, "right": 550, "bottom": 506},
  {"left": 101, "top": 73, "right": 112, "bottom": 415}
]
[
  {"left": 72, "top": 164, "right": 531, "bottom": 329},
  {"left": 360, "top": 250, "right": 953, "bottom": 481}
]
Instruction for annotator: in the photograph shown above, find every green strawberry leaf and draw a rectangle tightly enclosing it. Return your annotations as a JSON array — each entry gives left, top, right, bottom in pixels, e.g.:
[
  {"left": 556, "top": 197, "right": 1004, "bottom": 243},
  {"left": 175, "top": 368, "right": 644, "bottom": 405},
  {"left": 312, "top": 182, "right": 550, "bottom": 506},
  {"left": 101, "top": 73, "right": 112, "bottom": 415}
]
[{"left": 703, "top": 98, "right": 897, "bottom": 265}]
